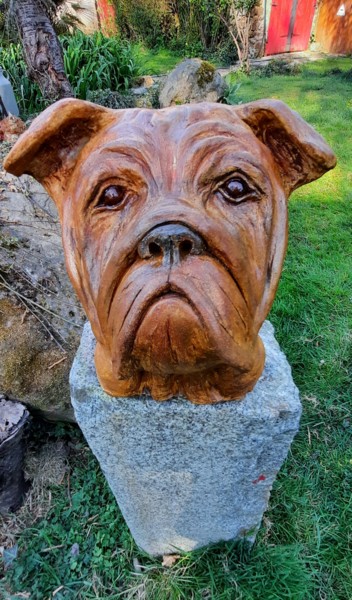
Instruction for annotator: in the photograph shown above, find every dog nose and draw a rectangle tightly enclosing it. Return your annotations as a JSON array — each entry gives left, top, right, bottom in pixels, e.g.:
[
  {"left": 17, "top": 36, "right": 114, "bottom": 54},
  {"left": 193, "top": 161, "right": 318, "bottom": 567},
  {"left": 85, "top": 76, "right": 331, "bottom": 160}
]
[{"left": 138, "top": 224, "right": 205, "bottom": 265}]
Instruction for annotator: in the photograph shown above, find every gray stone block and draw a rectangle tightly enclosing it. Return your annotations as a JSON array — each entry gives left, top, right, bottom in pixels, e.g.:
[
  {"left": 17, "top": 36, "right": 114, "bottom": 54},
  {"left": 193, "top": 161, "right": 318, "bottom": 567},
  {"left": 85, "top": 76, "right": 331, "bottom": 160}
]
[{"left": 70, "top": 321, "right": 301, "bottom": 556}]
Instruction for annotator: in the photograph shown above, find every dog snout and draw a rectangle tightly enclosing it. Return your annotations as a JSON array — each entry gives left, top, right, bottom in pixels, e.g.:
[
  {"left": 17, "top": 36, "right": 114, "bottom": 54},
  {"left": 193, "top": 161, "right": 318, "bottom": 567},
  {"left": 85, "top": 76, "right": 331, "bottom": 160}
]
[{"left": 138, "top": 224, "right": 205, "bottom": 266}]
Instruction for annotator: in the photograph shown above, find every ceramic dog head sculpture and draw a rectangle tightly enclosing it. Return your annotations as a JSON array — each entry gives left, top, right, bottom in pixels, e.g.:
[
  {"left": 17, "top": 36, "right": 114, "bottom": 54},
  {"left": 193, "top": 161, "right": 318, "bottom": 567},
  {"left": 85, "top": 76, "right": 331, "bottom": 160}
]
[{"left": 4, "top": 99, "right": 336, "bottom": 404}]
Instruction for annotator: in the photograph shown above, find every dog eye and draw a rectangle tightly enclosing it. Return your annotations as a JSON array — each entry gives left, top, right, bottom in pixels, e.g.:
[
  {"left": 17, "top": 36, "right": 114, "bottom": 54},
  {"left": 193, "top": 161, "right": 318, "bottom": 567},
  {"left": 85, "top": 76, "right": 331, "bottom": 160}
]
[
  {"left": 96, "top": 185, "right": 127, "bottom": 209},
  {"left": 219, "top": 178, "right": 250, "bottom": 203}
]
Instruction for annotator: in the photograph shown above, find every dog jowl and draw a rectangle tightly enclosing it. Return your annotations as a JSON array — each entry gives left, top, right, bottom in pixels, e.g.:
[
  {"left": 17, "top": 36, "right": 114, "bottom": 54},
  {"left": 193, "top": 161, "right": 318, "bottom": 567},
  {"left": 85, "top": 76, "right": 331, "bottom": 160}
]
[{"left": 4, "top": 100, "right": 336, "bottom": 404}]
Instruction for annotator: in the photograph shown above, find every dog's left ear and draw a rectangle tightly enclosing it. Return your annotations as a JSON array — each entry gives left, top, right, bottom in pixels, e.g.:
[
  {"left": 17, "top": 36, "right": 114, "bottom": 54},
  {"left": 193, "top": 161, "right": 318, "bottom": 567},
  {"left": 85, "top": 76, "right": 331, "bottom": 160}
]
[
  {"left": 235, "top": 99, "right": 336, "bottom": 194},
  {"left": 4, "top": 98, "right": 114, "bottom": 209}
]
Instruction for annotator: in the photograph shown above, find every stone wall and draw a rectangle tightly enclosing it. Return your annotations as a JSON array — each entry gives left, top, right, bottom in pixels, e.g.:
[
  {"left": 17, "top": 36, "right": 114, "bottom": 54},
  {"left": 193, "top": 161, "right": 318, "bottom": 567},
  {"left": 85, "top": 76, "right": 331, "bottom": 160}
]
[{"left": 249, "top": 1, "right": 267, "bottom": 58}]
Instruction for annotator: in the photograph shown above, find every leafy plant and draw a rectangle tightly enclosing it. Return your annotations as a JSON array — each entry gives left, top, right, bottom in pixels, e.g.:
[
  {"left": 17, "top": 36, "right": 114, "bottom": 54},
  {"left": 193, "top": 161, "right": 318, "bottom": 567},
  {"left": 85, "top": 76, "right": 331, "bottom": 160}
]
[
  {"left": 0, "top": 31, "right": 140, "bottom": 117},
  {"left": 0, "top": 41, "right": 48, "bottom": 117},
  {"left": 61, "top": 31, "right": 140, "bottom": 99},
  {"left": 114, "top": 0, "right": 234, "bottom": 64},
  {"left": 255, "top": 58, "right": 303, "bottom": 77},
  {"left": 116, "top": 0, "right": 178, "bottom": 49},
  {"left": 223, "top": 80, "right": 241, "bottom": 104}
]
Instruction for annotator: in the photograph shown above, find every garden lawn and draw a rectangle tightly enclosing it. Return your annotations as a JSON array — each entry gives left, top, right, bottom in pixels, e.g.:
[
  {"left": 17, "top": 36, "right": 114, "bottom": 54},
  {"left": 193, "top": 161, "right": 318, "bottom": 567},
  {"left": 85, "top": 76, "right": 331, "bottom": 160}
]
[
  {"left": 1, "top": 59, "right": 352, "bottom": 600},
  {"left": 133, "top": 44, "right": 183, "bottom": 75}
]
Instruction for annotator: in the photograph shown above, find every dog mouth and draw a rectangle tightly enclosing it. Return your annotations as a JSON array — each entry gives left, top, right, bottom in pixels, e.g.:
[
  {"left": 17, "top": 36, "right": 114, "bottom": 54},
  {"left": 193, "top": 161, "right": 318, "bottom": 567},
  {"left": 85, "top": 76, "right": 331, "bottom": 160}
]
[
  {"left": 106, "top": 251, "right": 253, "bottom": 378},
  {"left": 132, "top": 287, "right": 214, "bottom": 374},
  {"left": 136, "top": 287, "right": 203, "bottom": 323}
]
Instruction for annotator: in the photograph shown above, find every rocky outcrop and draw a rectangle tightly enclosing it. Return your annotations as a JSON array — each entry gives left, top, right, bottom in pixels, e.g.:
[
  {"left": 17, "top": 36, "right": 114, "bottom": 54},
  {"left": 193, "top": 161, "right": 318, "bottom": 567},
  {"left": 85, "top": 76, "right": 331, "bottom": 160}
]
[
  {"left": 159, "top": 59, "right": 228, "bottom": 108},
  {"left": 0, "top": 147, "right": 84, "bottom": 421}
]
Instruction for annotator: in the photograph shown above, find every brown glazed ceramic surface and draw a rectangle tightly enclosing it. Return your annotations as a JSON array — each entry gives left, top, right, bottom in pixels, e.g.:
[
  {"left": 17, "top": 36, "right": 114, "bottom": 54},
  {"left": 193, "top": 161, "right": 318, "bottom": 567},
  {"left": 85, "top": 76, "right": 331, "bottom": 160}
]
[{"left": 4, "top": 99, "right": 336, "bottom": 404}]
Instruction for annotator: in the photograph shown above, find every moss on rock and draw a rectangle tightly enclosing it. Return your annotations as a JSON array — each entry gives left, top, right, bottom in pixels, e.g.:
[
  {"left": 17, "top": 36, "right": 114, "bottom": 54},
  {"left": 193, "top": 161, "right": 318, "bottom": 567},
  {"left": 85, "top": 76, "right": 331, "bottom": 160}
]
[{"left": 196, "top": 61, "right": 216, "bottom": 88}]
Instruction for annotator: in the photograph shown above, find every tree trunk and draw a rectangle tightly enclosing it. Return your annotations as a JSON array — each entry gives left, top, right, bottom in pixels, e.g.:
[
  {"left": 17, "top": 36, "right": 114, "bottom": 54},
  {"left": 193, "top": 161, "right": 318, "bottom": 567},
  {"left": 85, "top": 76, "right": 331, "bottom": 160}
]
[{"left": 14, "top": 0, "right": 73, "bottom": 101}]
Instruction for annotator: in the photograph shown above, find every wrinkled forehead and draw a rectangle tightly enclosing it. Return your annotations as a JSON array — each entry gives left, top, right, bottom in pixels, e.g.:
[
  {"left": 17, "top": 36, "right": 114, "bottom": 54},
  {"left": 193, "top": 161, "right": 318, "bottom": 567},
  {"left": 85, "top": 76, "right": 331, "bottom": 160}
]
[
  {"left": 101, "top": 104, "right": 263, "bottom": 155},
  {"left": 72, "top": 104, "right": 274, "bottom": 188},
  {"left": 104, "top": 103, "right": 254, "bottom": 142}
]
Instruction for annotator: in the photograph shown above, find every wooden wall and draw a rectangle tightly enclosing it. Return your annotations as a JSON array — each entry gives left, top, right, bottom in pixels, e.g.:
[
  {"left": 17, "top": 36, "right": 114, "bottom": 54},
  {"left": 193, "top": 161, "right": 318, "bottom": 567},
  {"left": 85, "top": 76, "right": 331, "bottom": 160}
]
[{"left": 315, "top": 0, "right": 352, "bottom": 54}]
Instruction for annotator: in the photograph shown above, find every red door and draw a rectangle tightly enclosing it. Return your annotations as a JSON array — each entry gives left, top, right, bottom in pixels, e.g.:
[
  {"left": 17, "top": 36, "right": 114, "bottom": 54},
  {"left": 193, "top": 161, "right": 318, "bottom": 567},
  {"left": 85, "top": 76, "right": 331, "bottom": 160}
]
[
  {"left": 265, "top": 0, "right": 316, "bottom": 55},
  {"left": 266, "top": 0, "right": 294, "bottom": 55},
  {"left": 290, "top": 0, "right": 317, "bottom": 52}
]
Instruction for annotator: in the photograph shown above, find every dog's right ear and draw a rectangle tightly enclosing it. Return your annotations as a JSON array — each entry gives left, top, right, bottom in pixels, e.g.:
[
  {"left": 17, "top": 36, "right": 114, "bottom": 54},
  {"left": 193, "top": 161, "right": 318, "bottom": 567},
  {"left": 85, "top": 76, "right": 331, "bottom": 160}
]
[
  {"left": 3, "top": 98, "right": 113, "bottom": 210},
  {"left": 235, "top": 99, "right": 336, "bottom": 195}
]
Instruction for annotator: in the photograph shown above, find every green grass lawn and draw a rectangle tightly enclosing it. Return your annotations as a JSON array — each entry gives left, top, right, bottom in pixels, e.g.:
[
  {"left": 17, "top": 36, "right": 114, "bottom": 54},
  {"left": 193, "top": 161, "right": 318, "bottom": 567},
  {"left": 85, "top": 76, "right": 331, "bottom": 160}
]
[
  {"left": 133, "top": 44, "right": 183, "bottom": 75},
  {"left": 132, "top": 44, "right": 227, "bottom": 74},
  {"left": 1, "top": 59, "right": 352, "bottom": 599}
]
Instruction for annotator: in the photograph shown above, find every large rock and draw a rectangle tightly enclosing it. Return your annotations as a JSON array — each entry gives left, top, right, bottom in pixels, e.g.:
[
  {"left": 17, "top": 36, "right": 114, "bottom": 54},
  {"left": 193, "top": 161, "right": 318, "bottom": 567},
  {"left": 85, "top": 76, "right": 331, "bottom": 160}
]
[
  {"left": 0, "top": 152, "right": 84, "bottom": 422},
  {"left": 159, "top": 59, "right": 228, "bottom": 108},
  {"left": 70, "top": 320, "right": 301, "bottom": 556}
]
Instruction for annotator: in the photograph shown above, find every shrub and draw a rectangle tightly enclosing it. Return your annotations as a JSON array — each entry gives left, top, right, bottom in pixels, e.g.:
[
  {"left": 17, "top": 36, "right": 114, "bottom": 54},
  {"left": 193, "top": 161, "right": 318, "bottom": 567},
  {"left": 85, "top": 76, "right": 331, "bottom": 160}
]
[
  {"left": 255, "top": 59, "right": 303, "bottom": 77},
  {"left": 116, "top": 0, "right": 178, "bottom": 49},
  {"left": 114, "top": 0, "right": 234, "bottom": 64},
  {"left": 61, "top": 31, "right": 140, "bottom": 98},
  {"left": 86, "top": 89, "right": 135, "bottom": 109},
  {"left": 0, "top": 31, "right": 140, "bottom": 117}
]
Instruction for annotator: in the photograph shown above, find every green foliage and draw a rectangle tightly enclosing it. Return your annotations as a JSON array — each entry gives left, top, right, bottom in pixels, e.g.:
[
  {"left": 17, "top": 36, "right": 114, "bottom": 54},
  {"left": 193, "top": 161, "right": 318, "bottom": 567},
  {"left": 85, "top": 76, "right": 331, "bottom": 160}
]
[
  {"left": 0, "top": 42, "right": 47, "bottom": 117},
  {"left": 136, "top": 44, "right": 183, "bottom": 75},
  {"left": 254, "top": 58, "right": 303, "bottom": 78},
  {"left": 116, "top": 0, "right": 178, "bottom": 49},
  {"left": 86, "top": 89, "right": 135, "bottom": 109},
  {"left": 223, "top": 80, "right": 242, "bottom": 104},
  {"left": 61, "top": 31, "right": 140, "bottom": 99},
  {"left": 232, "top": 0, "right": 258, "bottom": 10},
  {"left": 0, "top": 31, "right": 140, "bottom": 117},
  {"left": 114, "top": 0, "right": 236, "bottom": 65},
  {"left": 2, "top": 58, "right": 352, "bottom": 600},
  {"left": 209, "top": 36, "right": 238, "bottom": 65},
  {"left": 174, "top": 0, "right": 232, "bottom": 59}
]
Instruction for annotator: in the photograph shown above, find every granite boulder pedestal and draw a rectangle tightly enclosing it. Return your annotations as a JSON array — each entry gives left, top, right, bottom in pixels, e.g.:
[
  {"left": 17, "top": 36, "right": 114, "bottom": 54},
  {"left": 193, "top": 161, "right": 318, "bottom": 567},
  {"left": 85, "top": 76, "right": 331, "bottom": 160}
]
[{"left": 70, "top": 320, "right": 301, "bottom": 557}]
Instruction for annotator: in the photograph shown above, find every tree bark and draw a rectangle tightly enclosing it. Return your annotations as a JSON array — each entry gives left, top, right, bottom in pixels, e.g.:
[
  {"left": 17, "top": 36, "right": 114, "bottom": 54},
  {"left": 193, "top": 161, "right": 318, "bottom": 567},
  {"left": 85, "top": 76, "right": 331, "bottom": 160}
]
[{"left": 14, "top": 0, "right": 73, "bottom": 101}]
